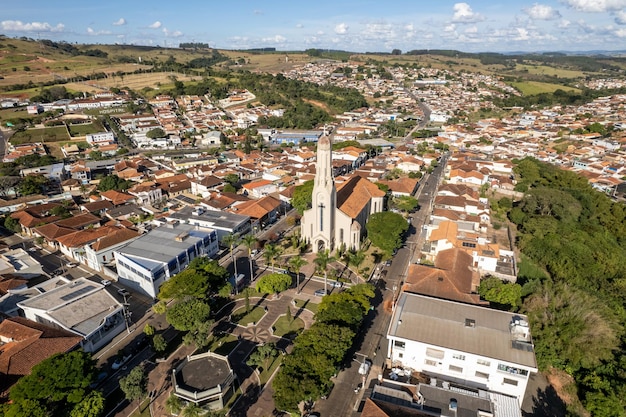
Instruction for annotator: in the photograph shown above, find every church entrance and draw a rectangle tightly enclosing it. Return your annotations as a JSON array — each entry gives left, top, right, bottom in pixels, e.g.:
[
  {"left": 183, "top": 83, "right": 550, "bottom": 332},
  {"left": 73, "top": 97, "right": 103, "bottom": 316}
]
[{"left": 317, "top": 240, "right": 326, "bottom": 252}]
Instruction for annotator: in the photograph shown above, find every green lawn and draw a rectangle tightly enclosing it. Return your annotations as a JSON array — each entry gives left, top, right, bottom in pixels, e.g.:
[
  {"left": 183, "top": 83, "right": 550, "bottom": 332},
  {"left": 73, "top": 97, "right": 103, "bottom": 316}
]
[
  {"left": 510, "top": 81, "right": 580, "bottom": 96},
  {"left": 68, "top": 120, "right": 104, "bottom": 136},
  {"left": 272, "top": 315, "right": 304, "bottom": 338},
  {"left": 204, "top": 333, "right": 239, "bottom": 356},
  {"left": 294, "top": 298, "right": 319, "bottom": 314},
  {"left": 232, "top": 306, "right": 265, "bottom": 326},
  {"left": 258, "top": 354, "right": 283, "bottom": 385},
  {"left": 10, "top": 125, "right": 70, "bottom": 144}
]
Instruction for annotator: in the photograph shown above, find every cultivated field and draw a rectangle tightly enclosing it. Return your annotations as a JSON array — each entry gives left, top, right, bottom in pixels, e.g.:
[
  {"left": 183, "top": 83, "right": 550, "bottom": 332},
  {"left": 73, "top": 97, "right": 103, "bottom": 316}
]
[{"left": 514, "top": 64, "right": 587, "bottom": 79}]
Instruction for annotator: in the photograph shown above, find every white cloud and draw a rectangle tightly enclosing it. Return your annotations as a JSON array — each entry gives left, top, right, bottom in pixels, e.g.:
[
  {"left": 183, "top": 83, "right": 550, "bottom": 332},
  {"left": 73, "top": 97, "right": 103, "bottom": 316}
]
[
  {"left": 317, "top": 30, "right": 325, "bottom": 35},
  {"left": 560, "top": 0, "right": 626, "bottom": 12},
  {"left": 148, "top": 21, "right": 162, "bottom": 29},
  {"left": 112, "top": 18, "right": 126, "bottom": 26},
  {"left": 405, "top": 24, "right": 414, "bottom": 31},
  {"left": 253, "top": 9, "right": 263, "bottom": 15},
  {"left": 261, "top": 35, "right": 286, "bottom": 43},
  {"left": 295, "top": 23, "right": 303, "bottom": 28},
  {"left": 559, "top": 19, "right": 571, "bottom": 28},
  {"left": 0, "top": 20, "right": 64, "bottom": 33},
  {"left": 444, "top": 24, "right": 456, "bottom": 32},
  {"left": 87, "top": 27, "right": 111, "bottom": 36},
  {"left": 615, "top": 10, "right": 626, "bottom": 24},
  {"left": 524, "top": 4, "right": 562, "bottom": 20},
  {"left": 162, "top": 28, "right": 183, "bottom": 37},
  {"left": 615, "top": 27, "right": 626, "bottom": 36},
  {"left": 452, "top": 3, "right": 484, "bottom": 23},
  {"left": 334, "top": 23, "right": 349, "bottom": 34},
  {"left": 465, "top": 26, "right": 478, "bottom": 33}
]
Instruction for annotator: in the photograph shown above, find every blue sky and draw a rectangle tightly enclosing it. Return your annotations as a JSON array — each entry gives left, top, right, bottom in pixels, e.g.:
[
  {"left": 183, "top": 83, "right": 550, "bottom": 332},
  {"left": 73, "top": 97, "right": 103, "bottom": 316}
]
[{"left": 2, "top": 0, "right": 626, "bottom": 52}]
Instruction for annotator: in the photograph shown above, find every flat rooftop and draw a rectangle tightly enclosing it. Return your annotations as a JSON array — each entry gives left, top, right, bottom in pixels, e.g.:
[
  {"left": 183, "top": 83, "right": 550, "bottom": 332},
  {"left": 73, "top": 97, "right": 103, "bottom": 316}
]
[
  {"left": 116, "top": 222, "right": 212, "bottom": 269},
  {"left": 168, "top": 206, "right": 250, "bottom": 230},
  {"left": 17, "top": 278, "right": 122, "bottom": 337},
  {"left": 389, "top": 292, "right": 537, "bottom": 369}
]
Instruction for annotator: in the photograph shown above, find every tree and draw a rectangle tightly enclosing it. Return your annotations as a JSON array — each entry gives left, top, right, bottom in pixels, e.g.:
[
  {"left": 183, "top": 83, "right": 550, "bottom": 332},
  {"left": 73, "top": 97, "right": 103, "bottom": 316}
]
[
  {"left": 119, "top": 365, "right": 147, "bottom": 405},
  {"left": 143, "top": 323, "right": 155, "bottom": 336},
  {"left": 242, "top": 234, "right": 258, "bottom": 281},
  {"left": 4, "top": 214, "right": 21, "bottom": 233},
  {"left": 166, "top": 298, "right": 211, "bottom": 331},
  {"left": 292, "top": 180, "right": 313, "bottom": 214},
  {"left": 97, "top": 175, "right": 132, "bottom": 192},
  {"left": 181, "top": 403, "right": 203, "bottom": 417},
  {"left": 262, "top": 243, "right": 283, "bottom": 270},
  {"left": 9, "top": 350, "right": 95, "bottom": 415},
  {"left": 366, "top": 211, "right": 408, "bottom": 254},
  {"left": 0, "top": 176, "right": 20, "bottom": 196},
  {"left": 256, "top": 273, "right": 292, "bottom": 296},
  {"left": 19, "top": 175, "right": 48, "bottom": 196},
  {"left": 314, "top": 249, "right": 335, "bottom": 295},
  {"left": 392, "top": 195, "right": 419, "bottom": 213},
  {"left": 247, "top": 343, "right": 278, "bottom": 371},
  {"left": 165, "top": 394, "right": 182, "bottom": 415},
  {"left": 222, "top": 232, "right": 241, "bottom": 278},
  {"left": 289, "top": 255, "right": 307, "bottom": 294},
  {"left": 224, "top": 173, "right": 240, "bottom": 186},
  {"left": 391, "top": 49, "right": 402, "bottom": 55},
  {"left": 146, "top": 128, "right": 166, "bottom": 139},
  {"left": 478, "top": 277, "right": 522, "bottom": 310},
  {"left": 152, "top": 333, "right": 167, "bottom": 352},
  {"left": 3, "top": 399, "right": 49, "bottom": 417},
  {"left": 157, "top": 268, "right": 209, "bottom": 301},
  {"left": 69, "top": 391, "right": 105, "bottom": 417}
]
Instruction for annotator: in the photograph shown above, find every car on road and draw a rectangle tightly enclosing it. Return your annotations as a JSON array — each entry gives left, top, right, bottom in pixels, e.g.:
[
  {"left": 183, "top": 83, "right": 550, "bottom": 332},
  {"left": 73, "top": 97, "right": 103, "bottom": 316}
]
[
  {"left": 332, "top": 281, "right": 343, "bottom": 288},
  {"left": 66, "top": 262, "right": 79, "bottom": 268},
  {"left": 101, "top": 279, "right": 111, "bottom": 287},
  {"left": 385, "top": 260, "right": 392, "bottom": 267},
  {"left": 27, "top": 247, "right": 37, "bottom": 252},
  {"left": 314, "top": 289, "right": 327, "bottom": 297},
  {"left": 111, "top": 354, "right": 132, "bottom": 370}
]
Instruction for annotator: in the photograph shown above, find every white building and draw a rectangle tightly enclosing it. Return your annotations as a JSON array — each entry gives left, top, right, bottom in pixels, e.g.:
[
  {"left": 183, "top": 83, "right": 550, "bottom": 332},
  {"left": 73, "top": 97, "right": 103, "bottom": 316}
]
[
  {"left": 387, "top": 292, "right": 537, "bottom": 406},
  {"left": 114, "top": 222, "right": 219, "bottom": 298},
  {"left": 301, "top": 135, "right": 385, "bottom": 253},
  {"left": 17, "top": 278, "right": 126, "bottom": 352},
  {"left": 86, "top": 132, "right": 115, "bottom": 145}
]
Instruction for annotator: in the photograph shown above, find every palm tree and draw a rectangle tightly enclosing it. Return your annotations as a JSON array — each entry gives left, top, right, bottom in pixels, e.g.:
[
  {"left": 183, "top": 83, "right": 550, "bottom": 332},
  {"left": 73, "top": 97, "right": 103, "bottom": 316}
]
[
  {"left": 242, "top": 234, "right": 258, "bottom": 281},
  {"left": 263, "top": 243, "right": 283, "bottom": 271},
  {"left": 289, "top": 255, "right": 307, "bottom": 294},
  {"left": 314, "top": 249, "right": 335, "bottom": 295},
  {"left": 222, "top": 233, "right": 241, "bottom": 289},
  {"left": 181, "top": 402, "right": 202, "bottom": 417},
  {"left": 165, "top": 394, "right": 182, "bottom": 415}
]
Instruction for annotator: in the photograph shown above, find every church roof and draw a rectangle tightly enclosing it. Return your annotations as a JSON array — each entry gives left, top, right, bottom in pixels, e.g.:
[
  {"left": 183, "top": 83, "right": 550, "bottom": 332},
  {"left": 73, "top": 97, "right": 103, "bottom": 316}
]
[{"left": 336, "top": 175, "right": 385, "bottom": 219}]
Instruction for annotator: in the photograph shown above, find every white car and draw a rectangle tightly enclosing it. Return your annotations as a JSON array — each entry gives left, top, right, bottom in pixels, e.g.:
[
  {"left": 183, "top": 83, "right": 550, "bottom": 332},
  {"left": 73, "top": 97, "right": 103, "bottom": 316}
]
[
  {"left": 101, "top": 279, "right": 111, "bottom": 287},
  {"left": 66, "top": 262, "right": 79, "bottom": 268}
]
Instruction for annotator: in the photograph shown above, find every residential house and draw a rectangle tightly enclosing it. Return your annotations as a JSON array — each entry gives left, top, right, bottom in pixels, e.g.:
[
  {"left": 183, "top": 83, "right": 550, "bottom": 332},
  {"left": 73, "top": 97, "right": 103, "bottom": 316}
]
[
  {"left": 17, "top": 278, "right": 126, "bottom": 352},
  {"left": 242, "top": 179, "right": 278, "bottom": 199},
  {"left": 85, "top": 227, "right": 141, "bottom": 273}
]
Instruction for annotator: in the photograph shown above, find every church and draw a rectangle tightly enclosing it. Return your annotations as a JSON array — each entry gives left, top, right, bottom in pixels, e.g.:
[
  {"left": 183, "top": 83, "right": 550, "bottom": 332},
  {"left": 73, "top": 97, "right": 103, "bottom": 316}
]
[{"left": 301, "top": 135, "right": 385, "bottom": 253}]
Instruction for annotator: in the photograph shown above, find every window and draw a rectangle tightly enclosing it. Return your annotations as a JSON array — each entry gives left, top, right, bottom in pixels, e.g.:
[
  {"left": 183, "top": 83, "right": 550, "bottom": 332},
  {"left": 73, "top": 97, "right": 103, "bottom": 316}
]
[
  {"left": 477, "top": 359, "right": 491, "bottom": 367},
  {"left": 424, "top": 359, "right": 437, "bottom": 367},
  {"left": 452, "top": 353, "right": 466, "bottom": 361},
  {"left": 398, "top": 352, "right": 403, "bottom": 358},
  {"left": 503, "top": 378, "right": 518, "bottom": 386},
  {"left": 462, "top": 242, "right": 476, "bottom": 248},
  {"left": 449, "top": 365, "right": 463, "bottom": 373},
  {"left": 394, "top": 340, "right": 406, "bottom": 349},
  {"left": 475, "top": 371, "right": 489, "bottom": 379},
  {"left": 426, "top": 348, "right": 445, "bottom": 359},
  {"left": 465, "top": 318, "right": 476, "bottom": 328},
  {"left": 498, "top": 363, "right": 528, "bottom": 376}
]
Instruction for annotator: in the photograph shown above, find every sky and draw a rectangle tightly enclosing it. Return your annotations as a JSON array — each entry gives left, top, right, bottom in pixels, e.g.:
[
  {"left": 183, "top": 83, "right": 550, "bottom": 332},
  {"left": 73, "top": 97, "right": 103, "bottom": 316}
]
[{"left": 2, "top": 0, "right": 626, "bottom": 53}]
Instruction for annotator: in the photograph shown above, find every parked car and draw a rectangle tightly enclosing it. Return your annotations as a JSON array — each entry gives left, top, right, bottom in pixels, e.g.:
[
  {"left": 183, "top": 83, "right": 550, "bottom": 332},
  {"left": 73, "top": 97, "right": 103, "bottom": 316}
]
[
  {"left": 66, "top": 262, "right": 79, "bottom": 268},
  {"left": 314, "top": 289, "right": 327, "bottom": 297},
  {"left": 332, "top": 281, "right": 343, "bottom": 288},
  {"left": 101, "top": 279, "right": 111, "bottom": 287}
]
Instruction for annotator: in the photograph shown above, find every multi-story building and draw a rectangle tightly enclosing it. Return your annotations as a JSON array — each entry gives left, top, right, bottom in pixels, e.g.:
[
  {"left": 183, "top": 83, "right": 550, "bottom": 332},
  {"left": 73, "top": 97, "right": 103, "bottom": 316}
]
[
  {"left": 387, "top": 292, "right": 537, "bottom": 405},
  {"left": 114, "top": 222, "right": 219, "bottom": 298}
]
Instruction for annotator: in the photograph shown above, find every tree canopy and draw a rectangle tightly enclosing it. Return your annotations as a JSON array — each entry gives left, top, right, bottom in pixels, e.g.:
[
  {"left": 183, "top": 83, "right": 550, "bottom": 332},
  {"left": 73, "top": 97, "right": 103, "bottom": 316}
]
[
  {"left": 8, "top": 350, "right": 96, "bottom": 417},
  {"left": 255, "top": 273, "right": 292, "bottom": 295},
  {"left": 366, "top": 211, "right": 409, "bottom": 253},
  {"left": 291, "top": 180, "right": 313, "bottom": 215}
]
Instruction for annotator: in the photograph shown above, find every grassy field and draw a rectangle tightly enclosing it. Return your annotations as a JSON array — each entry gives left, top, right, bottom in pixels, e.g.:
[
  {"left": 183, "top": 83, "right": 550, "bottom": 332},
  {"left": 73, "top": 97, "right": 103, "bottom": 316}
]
[
  {"left": 232, "top": 306, "right": 265, "bottom": 326},
  {"left": 10, "top": 125, "right": 70, "bottom": 144},
  {"left": 294, "top": 298, "right": 319, "bottom": 314},
  {"left": 0, "top": 107, "right": 33, "bottom": 120},
  {"left": 67, "top": 120, "right": 104, "bottom": 136},
  {"left": 514, "top": 64, "right": 586, "bottom": 78},
  {"left": 510, "top": 80, "right": 580, "bottom": 95}
]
